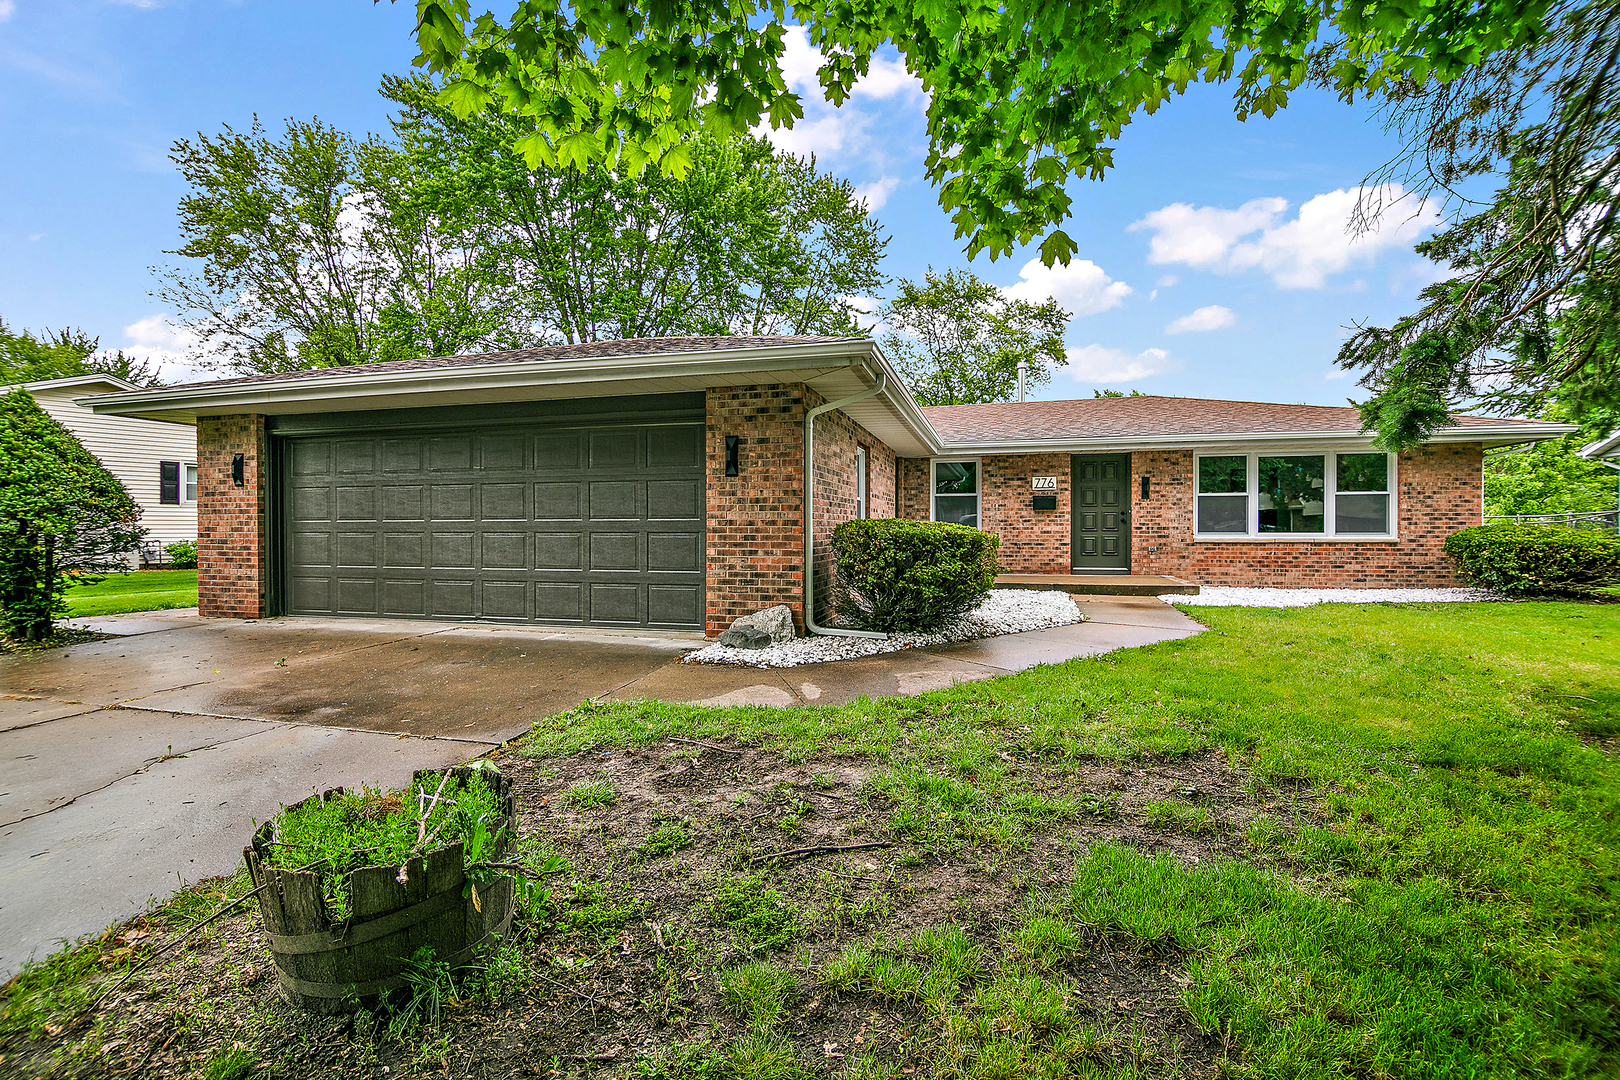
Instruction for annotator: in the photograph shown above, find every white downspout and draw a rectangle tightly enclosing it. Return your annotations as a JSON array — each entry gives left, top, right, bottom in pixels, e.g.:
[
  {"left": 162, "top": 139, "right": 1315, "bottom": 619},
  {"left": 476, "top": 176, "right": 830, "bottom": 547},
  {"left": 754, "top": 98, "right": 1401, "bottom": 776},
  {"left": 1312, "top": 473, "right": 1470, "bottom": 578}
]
[{"left": 804, "top": 366, "right": 889, "bottom": 638}]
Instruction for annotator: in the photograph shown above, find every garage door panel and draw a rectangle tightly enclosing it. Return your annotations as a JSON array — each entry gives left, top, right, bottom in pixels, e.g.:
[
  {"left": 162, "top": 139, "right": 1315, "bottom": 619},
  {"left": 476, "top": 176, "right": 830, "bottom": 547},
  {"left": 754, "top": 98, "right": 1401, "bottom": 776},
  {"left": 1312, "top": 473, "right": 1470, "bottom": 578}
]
[
  {"left": 337, "top": 487, "right": 376, "bottom": 521},
  {"left": 431, "top": 532, "right": 475, "bottom": 569},
  {"left": 648, "top": 425, "right": 703, "bottom": 469},
  {"left": 292, "top": 530, "right": 332, "bottom": 568},
  {"left": 482, "top": 533, "right": 528, "bottom": 570},
  {"left": 589, "top": 482, "right": 639, "bottom": 520},
  {"left": 382, "top": 439, "right": 422, "bottom": 472},
  {"left": 282, "top": 416, "right": 703, "bottom": 628},
  {"left": 589, "top": 431, "right": 638, "bottom": 470},
  {"left": 535, "top": 483, "right": 582, "bottom": 520},
  {"left": 429, "top": 437, "right": 473, "bottom": 471},
  {"left": 382, "top": 579, "right": 426, "bottom": 616},
  {"left": 292, "top": 488, "right": 331, "bottom": 521},
  {"left": 482, "top": 484, "right": 526, "bottom": 521},
  {"left": 535, "top": 533, "right": 583, "bottom": 571},
  {"left": 590, "top": 533, "right": 639, "bottom": 571},
  {"left": 430, "top": 580, "right": 475, "bottom": 617},
  {"left": 590, "top": 584, "right": 640, "bottom": 623},
  {"left": 431, "top": 485, "right": 475, "bottom": 520},
  {"left": 383, "top": 532, "right": 425, "bottom": 569},
  {"left": 648, "top": 480, "right": 699, "bottom": 519},
  {"left": 534, "top": 433, "right": 582, "bottom": 470},
  {"left": 337, "top": 532, "right": 378, "bottom": 568},
  {"left": 381, "top": 486, "right": 423, "bottom": 520},
  {"left": 648, "top": 532, "right": 701, "bottom": 572},
  {"left": 649, "top": 585, "right": 702, "bottom": 627}
]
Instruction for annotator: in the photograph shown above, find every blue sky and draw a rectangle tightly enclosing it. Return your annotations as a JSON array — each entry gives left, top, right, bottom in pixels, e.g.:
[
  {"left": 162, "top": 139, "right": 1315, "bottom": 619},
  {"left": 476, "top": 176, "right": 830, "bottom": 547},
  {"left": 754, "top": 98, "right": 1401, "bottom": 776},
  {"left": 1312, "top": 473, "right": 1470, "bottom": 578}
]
[{"left": 1, "top": 1, "right": 1449, "bottom": 405}]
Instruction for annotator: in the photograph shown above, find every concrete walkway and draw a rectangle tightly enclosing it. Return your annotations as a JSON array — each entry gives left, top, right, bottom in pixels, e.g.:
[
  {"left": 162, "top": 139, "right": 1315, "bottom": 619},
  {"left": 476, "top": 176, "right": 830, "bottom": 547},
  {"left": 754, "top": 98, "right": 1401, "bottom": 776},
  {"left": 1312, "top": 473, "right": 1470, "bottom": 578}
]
[{"left": 0, "top": 598, "right": 1201, "bottom": 977}]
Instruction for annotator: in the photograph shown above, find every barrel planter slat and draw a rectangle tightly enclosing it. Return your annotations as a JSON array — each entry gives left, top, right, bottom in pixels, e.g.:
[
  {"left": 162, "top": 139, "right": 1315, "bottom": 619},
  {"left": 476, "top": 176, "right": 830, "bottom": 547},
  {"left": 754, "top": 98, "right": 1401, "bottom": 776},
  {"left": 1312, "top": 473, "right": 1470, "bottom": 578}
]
[{"left": 244, "top": 766, "right": 516, "bottom": 1014}]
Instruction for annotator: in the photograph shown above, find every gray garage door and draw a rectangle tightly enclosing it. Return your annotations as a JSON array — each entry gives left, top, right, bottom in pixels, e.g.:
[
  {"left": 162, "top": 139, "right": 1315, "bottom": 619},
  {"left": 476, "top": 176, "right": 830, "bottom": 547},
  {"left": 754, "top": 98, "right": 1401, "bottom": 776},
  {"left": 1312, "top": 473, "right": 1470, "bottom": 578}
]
[{"left": 281, "top": 421, "right": 706, "bottom": 628}]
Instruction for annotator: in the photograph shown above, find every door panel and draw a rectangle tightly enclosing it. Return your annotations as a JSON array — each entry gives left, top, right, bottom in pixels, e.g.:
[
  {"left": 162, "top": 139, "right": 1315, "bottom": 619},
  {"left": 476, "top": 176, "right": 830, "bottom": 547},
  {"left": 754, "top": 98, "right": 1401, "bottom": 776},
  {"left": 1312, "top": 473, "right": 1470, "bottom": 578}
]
[
  {"left": 282, "top": 417, "right": 705, "bottom": 628},
  {"left": 1070, "top": 454, "right": 1132, "bottom": 572}
]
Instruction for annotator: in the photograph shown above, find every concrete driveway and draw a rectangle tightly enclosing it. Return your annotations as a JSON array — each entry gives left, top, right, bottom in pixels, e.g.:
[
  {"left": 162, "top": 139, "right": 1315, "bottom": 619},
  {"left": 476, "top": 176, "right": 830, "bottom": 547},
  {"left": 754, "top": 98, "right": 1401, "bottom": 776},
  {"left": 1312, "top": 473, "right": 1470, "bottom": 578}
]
[{"left": 0, "top": 598, "right": 1201, "bottom": 977}]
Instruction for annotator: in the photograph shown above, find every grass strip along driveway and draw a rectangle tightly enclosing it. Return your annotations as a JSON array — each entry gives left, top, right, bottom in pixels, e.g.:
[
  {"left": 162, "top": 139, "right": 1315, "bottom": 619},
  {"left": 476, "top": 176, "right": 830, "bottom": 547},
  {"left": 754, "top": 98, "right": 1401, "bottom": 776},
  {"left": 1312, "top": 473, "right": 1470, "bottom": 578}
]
[
  {"left": 3, "top": 602, "right": 1616, "bottom": 1079},
  {"left": 64, "top": 570, "right": 198, "bottom": 617}
]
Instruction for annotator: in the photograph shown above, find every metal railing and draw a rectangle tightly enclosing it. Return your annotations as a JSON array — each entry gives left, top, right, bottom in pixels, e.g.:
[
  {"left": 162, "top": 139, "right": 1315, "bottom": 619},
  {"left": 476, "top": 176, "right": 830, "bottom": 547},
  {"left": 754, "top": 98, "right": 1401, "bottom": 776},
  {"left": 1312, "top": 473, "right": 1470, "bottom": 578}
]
[{"left": 1485, "top": 511, "right": 1619, "bottom": 533}]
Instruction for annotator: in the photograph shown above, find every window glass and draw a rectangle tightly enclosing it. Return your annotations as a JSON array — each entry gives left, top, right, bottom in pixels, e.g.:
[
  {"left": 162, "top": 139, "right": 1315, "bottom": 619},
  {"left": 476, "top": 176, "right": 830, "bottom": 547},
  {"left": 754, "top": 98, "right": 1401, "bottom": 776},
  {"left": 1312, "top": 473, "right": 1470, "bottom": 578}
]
[
  {"left": 1337, "top": 453, "right": 1388, "bottom": 492},
  {"left": 934, "top": 461, "right": 977, "bottom": 494},
  {"left": 184, "top": 464, "right": 199, "bottom": 503},
  {"left": 1336, "top": 493, "right": 1389, "bottom": 534},
  {"left": 1258, "top": 456, "right": 1325, "bottom": 533},
  {"left": 1198, "top": 456, "right": 1246, "bottom": 494},
  {"left": 855, "top": 449, "right": 867, "bottom": 520},
  {"left": 934, "top": 496, "right": 979, "bottom": 526},
  {"left": 1197, "top": 495, "right": 1248, "bottom": 533}
]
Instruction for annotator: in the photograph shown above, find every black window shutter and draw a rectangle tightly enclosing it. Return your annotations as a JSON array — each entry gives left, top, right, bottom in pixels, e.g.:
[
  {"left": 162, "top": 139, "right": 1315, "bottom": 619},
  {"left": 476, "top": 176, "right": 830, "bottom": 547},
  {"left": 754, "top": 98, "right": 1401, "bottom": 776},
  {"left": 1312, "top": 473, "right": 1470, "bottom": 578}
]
[{"left": 159, "top": 461, "right": 180, "bottom": 505}]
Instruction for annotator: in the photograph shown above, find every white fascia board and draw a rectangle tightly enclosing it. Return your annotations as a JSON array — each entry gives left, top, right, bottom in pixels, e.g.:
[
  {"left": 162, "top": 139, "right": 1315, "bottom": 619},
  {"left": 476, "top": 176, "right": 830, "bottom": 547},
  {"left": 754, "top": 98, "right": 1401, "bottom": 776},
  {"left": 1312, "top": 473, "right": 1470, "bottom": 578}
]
[
  {"left": 935, "top": 422, "right": 1578, "bottom": 456},
  {"left": 14, "top": 374, "right": 141, "bottom": 394},
  {"left": 79, "top": 340, "right": 883, "bottom": 419},
  {"left": 1579, "top": 429, "right": 1620, "bottom": 459}
]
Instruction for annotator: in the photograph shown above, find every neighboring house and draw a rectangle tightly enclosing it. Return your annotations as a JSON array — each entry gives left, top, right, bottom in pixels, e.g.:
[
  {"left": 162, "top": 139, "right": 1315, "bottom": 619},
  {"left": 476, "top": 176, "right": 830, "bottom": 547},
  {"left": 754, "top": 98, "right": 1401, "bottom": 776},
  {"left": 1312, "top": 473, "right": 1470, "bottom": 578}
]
[
  {"left": 1578, "top": 429, "right": 1620, "bottom": 508},
  {"left": 83, "top": 337, "right": 1571, "bottom": 635},
  {"left": 14, "top": 375, "right": 199, "bottom": 564}
]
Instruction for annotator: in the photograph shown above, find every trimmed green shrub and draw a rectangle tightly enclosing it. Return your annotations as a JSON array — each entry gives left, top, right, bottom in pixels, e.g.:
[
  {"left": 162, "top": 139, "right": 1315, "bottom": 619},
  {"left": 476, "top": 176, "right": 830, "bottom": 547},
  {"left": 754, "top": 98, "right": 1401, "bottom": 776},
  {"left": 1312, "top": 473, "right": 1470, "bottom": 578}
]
[
  {"left": 1443, "top": 523, "right": 1620, "bottom": 597},
  {"left": 0, "top": 389, "right": 144, "bottom": 639},
  {"left": 165, "top": 540, "right": 199, "bottom": 568},
  {"left": 830, "top": 518, "right": 1000, "bottom": 632}
]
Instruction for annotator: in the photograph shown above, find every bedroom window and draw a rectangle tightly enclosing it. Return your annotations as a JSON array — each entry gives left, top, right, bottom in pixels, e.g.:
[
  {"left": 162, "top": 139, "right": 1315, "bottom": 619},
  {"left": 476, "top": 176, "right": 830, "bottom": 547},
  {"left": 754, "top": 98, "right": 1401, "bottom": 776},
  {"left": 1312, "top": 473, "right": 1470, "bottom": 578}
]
[
  {"left": 931, "top": 459, "right": 980, "bottom": 528},
  {"left": 1195, "top": 452, "right": 1395, "bottom": 538},
  {"left": 183, "top": 463, "right": 199, "bottom": 504}
]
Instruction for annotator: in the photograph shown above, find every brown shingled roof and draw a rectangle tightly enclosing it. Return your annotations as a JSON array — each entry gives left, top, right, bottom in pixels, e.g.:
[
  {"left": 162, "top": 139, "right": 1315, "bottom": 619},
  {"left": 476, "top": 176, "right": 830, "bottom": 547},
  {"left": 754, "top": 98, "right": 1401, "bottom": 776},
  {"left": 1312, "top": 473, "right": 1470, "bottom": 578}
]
[
  {"left": 921, "top": 396, "right": 1541, "bottom": 444},
  {"left": 160, "top": 335, "right": 863, "bottom": 391}
]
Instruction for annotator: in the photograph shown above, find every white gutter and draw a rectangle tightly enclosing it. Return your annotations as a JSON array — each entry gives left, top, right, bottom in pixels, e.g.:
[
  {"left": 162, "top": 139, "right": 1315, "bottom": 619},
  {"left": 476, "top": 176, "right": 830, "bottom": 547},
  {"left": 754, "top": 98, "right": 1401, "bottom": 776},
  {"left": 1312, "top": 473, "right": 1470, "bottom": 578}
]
[
  {"left": 803, "top": 364, "right": 889, "bottom": 640},
  {"left": 931, "top": 422, "right": 1577, "bottom": 456}
]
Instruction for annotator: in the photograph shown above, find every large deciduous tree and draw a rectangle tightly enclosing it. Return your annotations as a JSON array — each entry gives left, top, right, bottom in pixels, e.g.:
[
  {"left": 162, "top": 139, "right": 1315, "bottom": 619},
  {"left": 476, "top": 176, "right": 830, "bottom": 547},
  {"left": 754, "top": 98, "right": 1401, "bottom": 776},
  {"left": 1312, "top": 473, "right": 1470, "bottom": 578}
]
[
  {"left": 1334, "top": 0, "right": 1620, "bottom": 447},
  {"left": 159, "top": 81, "right": 887, "bottom": 376},
  {"left": 881, "top": 268, "right": 1068, "bottom": 406},
  {"left": 401, "top": 0, "right": 1546, "bottom": 266},
  {"left": 0, "top": 390, "right": 144, "bottom": 641},
  {"left": 0, "top": 320, "right": 163, "bottom": 387}
]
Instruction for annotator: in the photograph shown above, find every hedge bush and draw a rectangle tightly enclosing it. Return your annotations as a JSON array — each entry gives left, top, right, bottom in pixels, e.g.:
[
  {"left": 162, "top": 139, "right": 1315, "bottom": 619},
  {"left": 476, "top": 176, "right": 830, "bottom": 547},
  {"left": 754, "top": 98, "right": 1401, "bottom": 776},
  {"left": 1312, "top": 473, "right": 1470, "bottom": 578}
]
[
  {"left": 165, "top": 540, "right": 198, "bottom": 569},
  {"left": 1443, "top": 523, "right": 1620, "bottom": 597},
  {"left": 830, "top": 518, "right": 1000, "bottom": 632}
]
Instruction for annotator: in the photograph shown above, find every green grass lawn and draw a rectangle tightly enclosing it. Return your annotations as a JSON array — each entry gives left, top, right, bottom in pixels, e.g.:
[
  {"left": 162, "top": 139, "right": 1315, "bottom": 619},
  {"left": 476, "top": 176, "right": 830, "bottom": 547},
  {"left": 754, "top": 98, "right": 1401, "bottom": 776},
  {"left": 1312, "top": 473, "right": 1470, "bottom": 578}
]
[
  {"left": 4, "top": 601, "right": 1617, "bottom": 1080},
  {"left": 64, "top": 569, "right": 198, "bottom": 616}
]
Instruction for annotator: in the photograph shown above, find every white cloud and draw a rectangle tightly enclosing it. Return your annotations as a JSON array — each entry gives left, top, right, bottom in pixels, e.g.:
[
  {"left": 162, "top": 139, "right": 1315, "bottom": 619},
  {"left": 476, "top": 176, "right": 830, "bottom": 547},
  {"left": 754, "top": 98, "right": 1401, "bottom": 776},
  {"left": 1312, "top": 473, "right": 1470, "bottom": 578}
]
[
  {"left": 1129, "top": 186, "right": 1441, "bottom": 289},
  {"left": 110, "top": 0, "right": 164, "bottom": 8},
  {"left": 1001, "top": 257, "right": 1131, "bottom": 316},
  {"left": 115, "top": 314, "right": 207, "bottom": 382},
  {"left": 1064, "top": 344, "right": 1175, "bottom": 384},
  {"left": 843, "top": 294, "right": 883, "bottom": 333},
  {"left": 1165, "top": 304, "right": 1236, "bottom": 334},
  {"left": 776, "top": 26, "right": 921, "bottom": 102},
  {"left": 1323, "top": 368, "right": 1352, "bottom": 380},
  {"left": 1156, "top": 275, "right": 1178, "bottom": 288},
  {"left": 0, "top": 2, "right": 15, "bottom": 22},
  {"left": 854, "top": 175, "right": 899, "bottom": 210}
]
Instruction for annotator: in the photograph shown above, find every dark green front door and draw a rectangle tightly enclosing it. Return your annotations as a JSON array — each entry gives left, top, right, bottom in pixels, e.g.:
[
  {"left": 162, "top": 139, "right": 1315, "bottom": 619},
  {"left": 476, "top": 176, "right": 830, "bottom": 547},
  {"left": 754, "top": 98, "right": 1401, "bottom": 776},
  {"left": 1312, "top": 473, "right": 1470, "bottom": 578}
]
[{"left": 1071, "top": 454, "right": 1131, "bottom": 572}]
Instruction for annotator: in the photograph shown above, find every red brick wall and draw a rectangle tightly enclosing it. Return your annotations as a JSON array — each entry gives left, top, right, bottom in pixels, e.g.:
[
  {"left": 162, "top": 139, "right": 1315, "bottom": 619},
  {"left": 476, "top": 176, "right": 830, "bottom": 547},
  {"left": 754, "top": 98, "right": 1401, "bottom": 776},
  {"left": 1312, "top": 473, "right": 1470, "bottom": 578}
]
[
  {"left": 705, "top": 386, "right": 811, "bottom": 636},
  {"left": 897, "top": 458, "right": 929, "bottom": 520},
  {"left": 982, "top": 453, "right": 1071, "bottom": 573},
  {"left": 196, "top": 414, "right": 269, "bottom": 618},
  {"left": 1130, "top": 444, "right": 1482, "bottom": 586},
  {"left": 809, "top": 400, "right": 898, "bottom": 623}
]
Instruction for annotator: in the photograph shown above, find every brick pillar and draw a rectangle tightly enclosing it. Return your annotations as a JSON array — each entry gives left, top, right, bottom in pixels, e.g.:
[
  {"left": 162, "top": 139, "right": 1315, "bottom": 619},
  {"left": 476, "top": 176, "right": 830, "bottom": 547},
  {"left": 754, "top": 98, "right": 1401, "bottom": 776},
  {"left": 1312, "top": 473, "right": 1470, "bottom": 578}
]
[{"left": 196, "top": 414, "right": 269, "bottom": 618}]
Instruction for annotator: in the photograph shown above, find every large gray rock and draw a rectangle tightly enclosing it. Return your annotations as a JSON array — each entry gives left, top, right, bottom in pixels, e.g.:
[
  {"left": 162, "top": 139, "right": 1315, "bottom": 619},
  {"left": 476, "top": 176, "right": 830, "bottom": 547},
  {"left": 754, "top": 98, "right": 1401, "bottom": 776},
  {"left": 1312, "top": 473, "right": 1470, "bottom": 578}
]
[
  {"left": 718, "top": 625, "right": 773, "bottom": 649},
  {"left": 723, "top": 604, "right": 796, "bottom": 645}
]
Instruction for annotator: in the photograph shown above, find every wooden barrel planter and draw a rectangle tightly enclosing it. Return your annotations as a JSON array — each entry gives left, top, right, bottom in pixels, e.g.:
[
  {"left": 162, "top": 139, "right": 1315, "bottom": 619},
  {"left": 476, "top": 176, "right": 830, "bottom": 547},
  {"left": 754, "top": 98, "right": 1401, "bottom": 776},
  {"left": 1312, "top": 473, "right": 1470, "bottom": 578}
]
[{"left": 242, "top": 765, "right": 518, "bottom": 1014}]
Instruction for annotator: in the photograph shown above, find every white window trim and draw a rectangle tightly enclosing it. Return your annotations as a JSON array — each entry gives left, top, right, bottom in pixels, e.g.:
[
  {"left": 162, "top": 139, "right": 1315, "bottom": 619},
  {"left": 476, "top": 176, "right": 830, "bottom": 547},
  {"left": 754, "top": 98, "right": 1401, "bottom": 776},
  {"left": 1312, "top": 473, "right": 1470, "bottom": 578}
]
[
  {"left": 181, "top": 461, "right": 199, "bottom": 505},
  {"left": 1193, "top": 450, "right": 1397, "bottom": 541},
  {"left": 855, "top": 447, "right": 868, "bottom": 520},
  {"left": 930, "top": 456, "right": 983, "bottom": 528}
]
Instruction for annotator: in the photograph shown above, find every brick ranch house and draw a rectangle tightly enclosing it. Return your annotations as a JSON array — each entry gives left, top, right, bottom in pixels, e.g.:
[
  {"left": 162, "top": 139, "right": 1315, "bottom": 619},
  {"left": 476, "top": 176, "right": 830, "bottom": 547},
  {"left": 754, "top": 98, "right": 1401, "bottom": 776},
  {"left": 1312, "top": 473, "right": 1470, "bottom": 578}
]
[{"left": 85, "top": 336, "right": 1570, "bottom": 637}]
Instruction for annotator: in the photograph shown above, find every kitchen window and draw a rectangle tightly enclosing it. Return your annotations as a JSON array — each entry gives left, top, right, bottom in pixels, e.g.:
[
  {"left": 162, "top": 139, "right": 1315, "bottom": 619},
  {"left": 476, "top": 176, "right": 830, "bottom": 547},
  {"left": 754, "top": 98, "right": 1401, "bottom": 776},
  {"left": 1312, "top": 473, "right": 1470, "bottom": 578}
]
[
  {"left": 931, "top": 459, "right": 980, "bottom": 528},
  {"left": 1195, "top": 452, "right": 1395, "bottom": 537}
]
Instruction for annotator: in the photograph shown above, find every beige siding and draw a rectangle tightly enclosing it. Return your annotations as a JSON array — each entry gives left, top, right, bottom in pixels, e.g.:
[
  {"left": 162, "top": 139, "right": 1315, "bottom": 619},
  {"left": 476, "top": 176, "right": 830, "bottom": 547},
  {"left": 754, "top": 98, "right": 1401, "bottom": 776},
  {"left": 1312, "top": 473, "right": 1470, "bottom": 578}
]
[{"left": 30, "top": 387, "right": 199, "bottom": 549}]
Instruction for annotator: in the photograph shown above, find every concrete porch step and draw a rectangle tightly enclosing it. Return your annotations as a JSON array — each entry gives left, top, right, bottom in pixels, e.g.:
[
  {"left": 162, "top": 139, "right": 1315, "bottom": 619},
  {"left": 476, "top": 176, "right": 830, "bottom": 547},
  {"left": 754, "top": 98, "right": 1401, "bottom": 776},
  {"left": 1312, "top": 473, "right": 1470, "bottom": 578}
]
[{"left": 996, "top": 574, "right": 1200, "bottom": 596}]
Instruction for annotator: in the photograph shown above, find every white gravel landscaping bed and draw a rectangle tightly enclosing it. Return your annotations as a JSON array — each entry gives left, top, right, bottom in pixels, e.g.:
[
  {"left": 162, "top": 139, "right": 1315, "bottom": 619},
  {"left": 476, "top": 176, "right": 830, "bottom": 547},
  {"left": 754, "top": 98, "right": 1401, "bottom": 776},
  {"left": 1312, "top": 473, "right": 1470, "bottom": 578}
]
[
  {"left": 1166, "top": 586, "right": 1506, "bottom": 607},
  {"left": 683, "top": 589, "right": 1085, "bottom": 668}
]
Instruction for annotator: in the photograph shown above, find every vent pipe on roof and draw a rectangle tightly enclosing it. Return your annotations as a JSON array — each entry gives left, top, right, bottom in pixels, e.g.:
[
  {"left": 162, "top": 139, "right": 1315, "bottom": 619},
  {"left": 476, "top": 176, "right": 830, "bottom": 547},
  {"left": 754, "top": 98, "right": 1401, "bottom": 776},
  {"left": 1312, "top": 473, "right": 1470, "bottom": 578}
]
[
  {"left": 1017, "top": 360, "right": 1027, "bottom": 403},
  {"left": 803, "top": 365, "right": 889, "bottom": 639}
]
